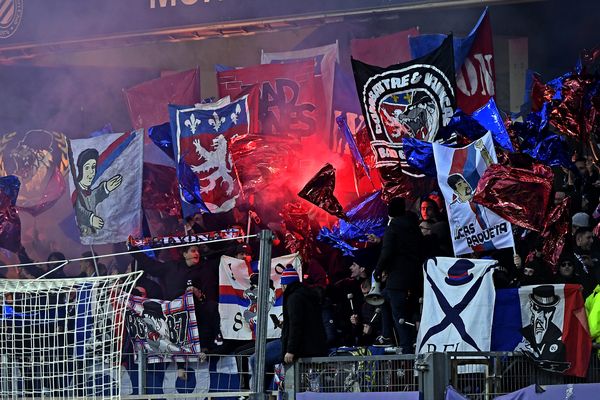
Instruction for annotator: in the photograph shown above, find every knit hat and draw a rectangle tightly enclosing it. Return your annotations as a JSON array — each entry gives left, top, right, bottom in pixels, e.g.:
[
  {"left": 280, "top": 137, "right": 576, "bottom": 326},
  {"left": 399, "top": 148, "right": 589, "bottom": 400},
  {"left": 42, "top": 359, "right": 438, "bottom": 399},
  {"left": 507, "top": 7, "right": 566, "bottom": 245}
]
[
  {"left": 572, "top": 212, "right": 591, "bottom": 228},
  {"left": 280, "top": 265, "right": 299, "bottom": 285}
]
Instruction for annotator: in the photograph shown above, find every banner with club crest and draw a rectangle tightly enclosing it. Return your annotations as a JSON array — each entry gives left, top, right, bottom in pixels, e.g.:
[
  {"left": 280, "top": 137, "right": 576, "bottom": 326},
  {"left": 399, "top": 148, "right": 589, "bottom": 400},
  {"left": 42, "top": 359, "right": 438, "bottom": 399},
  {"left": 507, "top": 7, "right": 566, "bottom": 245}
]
[
  {"left": 352, "top": 35, "right": 455, "bottom": 177},
  {"left": 0, "top": 129, "right": 69, "bottom": 216},
  {"left": 169, "top": 88, "right": 259, "bottom": 215},
  {"left": 125, "top": 288, "right": 202, "bottom": 364},
  {"left": 219, "top": 253, "right": 302, "bottom": 340}
]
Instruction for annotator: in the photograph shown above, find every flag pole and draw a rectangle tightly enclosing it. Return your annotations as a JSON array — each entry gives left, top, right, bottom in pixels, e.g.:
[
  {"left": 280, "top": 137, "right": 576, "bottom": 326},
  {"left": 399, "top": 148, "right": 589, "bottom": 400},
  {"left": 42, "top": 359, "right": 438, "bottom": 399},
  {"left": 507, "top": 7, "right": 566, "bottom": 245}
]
[{"left": 90, "top": 244, "right": 100, "bottom": 276}]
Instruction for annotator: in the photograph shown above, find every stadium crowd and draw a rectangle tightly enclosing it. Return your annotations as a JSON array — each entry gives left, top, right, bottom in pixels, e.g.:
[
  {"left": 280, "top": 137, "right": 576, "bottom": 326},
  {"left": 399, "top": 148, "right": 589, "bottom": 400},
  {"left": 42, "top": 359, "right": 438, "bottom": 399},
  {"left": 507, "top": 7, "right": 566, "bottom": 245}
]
[{"left": 4, "top": 153, "right": 600, "bottom": 393}]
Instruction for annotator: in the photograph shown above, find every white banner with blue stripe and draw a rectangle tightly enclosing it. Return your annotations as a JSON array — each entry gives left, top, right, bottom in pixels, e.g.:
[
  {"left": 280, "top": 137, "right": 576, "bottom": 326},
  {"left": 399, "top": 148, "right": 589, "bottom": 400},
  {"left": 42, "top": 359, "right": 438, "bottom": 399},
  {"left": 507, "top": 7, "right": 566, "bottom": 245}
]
[{"left": 218, "top": 253, "right": 302, "bottom": 340}]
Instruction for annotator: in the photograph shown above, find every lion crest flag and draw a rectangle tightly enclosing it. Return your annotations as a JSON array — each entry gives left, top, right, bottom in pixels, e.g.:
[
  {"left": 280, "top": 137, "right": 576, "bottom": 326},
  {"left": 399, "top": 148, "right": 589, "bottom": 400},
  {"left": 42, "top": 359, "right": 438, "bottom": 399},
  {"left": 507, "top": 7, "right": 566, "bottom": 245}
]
[
  {"left": 352, "top": 35, "right": 455, "bottom": 176},
  {"left": 417, "top": 257, "right": 496, "bottom": 353},
  {"left": 169, "top": 89, "right": 258, "bottom": 214},
  {"left": 433, "top": 131, "right": 514, "bottom": 256},
  {"left": 219, "top": 253, "right": 302, "bottom": 340},
  {"left": 68, "top": 130, "right": 143, "bottom": 245}
]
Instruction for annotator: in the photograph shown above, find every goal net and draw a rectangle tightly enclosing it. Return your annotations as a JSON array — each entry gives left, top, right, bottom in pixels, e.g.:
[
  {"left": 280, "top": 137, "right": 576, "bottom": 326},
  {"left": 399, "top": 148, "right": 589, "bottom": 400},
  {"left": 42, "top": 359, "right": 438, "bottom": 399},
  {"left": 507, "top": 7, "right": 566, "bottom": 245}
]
[{"left": 0, "top": 272, "right": 141, "bottom": 400}]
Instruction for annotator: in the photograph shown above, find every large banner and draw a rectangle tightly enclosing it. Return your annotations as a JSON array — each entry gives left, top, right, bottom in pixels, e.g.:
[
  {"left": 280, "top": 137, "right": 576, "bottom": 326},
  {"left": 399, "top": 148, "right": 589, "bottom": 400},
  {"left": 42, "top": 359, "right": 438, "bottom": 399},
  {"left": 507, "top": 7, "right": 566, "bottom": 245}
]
[
  {"left": 219, "top": 253, "right": 302, "bottom": 340},
  {"left": 352, "top": 35, "right": 455, "bottom": 176},
  {"left": 492, "top": 284, "right": 592, "bottom": 377},
  {"left": 124, "top": 69, "right": 201, "bottom": 130},
  {"left": 217, "top": 61, "right": 325, "bottom": 138},
  {"left": 0, "top": 129, "right": 69, "bottom": 216},
  {"left": 417, "top": 257, "right": 496, "bottom": 353},
  {"left": 68, "top": 130, "right": 143, "bottom": 245},
  {"left": 433, "top": 132, "right": 514, "bottom": 256},
  {"left": 409, "top": 9, "right": 495, "bottom": 114},
  {"left": 125, "top": 289, "right": 202, "bottom": 364},
  {"left": 261, "top": 42, "right": 338, "bottom": 142},
  {"left": 169, "top": 89, "right": 258, "bottom": 214}
]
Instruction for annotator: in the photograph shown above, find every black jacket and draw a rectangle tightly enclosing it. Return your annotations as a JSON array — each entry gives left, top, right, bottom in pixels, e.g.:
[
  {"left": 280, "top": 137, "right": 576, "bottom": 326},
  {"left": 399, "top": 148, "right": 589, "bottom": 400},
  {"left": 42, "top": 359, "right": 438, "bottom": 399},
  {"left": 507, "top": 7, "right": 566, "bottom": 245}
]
[
  {"left": 281, "top": 282, "right": 328, "bottom": 358},
  {"left": 375, "top": 214, "right": 424, "bottom": 291},
  {"left": 132, "top": 252, "right": 218, "bottom": 301}
]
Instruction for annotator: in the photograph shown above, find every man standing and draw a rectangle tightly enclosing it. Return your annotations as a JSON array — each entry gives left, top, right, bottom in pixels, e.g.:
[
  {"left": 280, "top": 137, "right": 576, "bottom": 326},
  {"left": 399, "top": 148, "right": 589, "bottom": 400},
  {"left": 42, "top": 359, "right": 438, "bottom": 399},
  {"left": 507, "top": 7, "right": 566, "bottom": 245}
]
[
  {"left": 131, "top": 244, "right": 220, "bottom": 382},
  {"left": 281, "top": 265, "right": 327, "bottom": 363},
  {"left": 374, "top": 197, "right": 423, "bottom": 352}
]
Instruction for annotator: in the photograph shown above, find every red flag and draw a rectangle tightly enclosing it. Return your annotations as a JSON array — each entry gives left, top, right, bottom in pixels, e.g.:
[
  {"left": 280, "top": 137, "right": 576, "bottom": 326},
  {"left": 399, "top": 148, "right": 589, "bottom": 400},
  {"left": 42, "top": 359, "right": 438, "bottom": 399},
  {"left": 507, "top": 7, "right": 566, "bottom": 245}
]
[
  {"left": 217, "top": 61, "right": 326, "bottom": 138},
  {"left": 229, "top": 134, "right": 298, "bottom": 194},
  {"left": 473, "top": 163, "right": 553, "bottom": 232},
  {"left": 17, "top": 167, "right": 66, "bottom": 217},
  {"left": 541, "top": 197, "right": 571, "bottom": 269},
  {"left": 261, "top": 43, "right": 338, "bottom": 141},
  {"left": 562, "top": 284, "right": 592, "bottom": 377},
  {"left": 351, "top": 27, "right": 419, "bottom": 67},
  {"left": 0, "top": 192, "right": 21, "bottom": 253},
  {"left": 124, "top": 69, "right": 200, "bottom": 130},
  {"left": 298, "top": 163, "right": 347, "bottom": 220},
  {"left": 142, "top": 163, "right": 181, "bottom": 217},
  {"left": 455, "top": 10, "right": 496, "bottom": 114}
]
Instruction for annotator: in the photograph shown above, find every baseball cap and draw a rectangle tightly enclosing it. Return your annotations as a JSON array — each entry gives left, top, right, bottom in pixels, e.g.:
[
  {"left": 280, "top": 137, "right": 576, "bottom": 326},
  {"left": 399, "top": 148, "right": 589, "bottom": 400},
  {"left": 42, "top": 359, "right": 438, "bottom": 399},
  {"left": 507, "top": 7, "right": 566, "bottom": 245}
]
[{"left": 572, "top": 212, "right": 591, "bottom": 228}]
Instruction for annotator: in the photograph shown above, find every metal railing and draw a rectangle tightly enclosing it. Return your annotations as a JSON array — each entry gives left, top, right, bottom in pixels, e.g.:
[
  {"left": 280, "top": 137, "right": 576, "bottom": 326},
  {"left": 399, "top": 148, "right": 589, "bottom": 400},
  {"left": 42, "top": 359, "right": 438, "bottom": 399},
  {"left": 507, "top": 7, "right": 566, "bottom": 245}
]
[
  {"left": 293, "top": 354, "right": 418, "bottom": 393},
  {"left": 282, "top": 350, "right": 600, "bottom": 400},
  {"left": 120, "top": 350, "right": 258, "bottom": 399},
  {"left": 446, "top": 351, "right": 600, "bottom": 399}
]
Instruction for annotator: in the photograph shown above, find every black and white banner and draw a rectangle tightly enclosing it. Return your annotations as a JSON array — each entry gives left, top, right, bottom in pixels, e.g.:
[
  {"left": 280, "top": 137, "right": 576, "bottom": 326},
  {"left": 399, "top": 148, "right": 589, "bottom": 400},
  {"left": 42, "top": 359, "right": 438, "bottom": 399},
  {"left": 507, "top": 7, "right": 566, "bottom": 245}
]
[{"left": 352, "top": 36, "right": 455, "bottom": 175}]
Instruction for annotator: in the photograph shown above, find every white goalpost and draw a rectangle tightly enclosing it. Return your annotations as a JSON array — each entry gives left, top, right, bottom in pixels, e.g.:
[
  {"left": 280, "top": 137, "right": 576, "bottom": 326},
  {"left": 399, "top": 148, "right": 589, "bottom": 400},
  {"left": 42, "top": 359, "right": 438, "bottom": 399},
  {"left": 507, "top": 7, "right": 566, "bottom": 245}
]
[{"left": 0, "top": 272, "right": 141, "bottom": 400}]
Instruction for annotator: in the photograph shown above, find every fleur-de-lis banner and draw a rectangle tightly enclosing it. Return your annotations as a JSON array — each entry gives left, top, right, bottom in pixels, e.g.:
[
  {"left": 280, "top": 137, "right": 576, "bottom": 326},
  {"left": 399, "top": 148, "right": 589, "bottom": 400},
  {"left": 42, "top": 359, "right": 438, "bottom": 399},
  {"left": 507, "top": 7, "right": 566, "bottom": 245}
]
[{"left": 169, "top": 87, "right": 259, "bottom": 215}]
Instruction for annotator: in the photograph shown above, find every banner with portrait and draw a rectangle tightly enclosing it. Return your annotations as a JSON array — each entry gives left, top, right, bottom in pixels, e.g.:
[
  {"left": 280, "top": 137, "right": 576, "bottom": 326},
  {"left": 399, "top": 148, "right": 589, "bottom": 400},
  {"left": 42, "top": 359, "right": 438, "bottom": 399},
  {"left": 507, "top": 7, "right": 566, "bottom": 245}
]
[
  {"left": 125, "top": 289, "right": 202, "bottom": 364},
  {"left": 433, "top": 131, "right": 514, "bottom": 256},
  {"left": 492, "top": 284, "right": 592, "bottom": 377},
  {"left": 218, "top": 253, "right": 302, "bottom": 340},
  {"left": 67, "top": 130, "right": 143, "bottom": 245}
]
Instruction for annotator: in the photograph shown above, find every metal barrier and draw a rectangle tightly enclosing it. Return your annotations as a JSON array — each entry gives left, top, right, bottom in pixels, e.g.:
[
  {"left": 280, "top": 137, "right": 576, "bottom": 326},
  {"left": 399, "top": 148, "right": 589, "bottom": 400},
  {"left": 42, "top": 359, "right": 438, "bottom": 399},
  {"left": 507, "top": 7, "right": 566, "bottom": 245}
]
[
  {"left": 289, "top": 354, "right": 419, "bottom": 395},
  {"left": 446, "top": 351, "right": 600, "bottom": 399},
  {"left": 283, "top": 350, "right": 600, "bottom": 400},
  {"left": 120, "top": 350, "right": 258, "bottom": 399}
]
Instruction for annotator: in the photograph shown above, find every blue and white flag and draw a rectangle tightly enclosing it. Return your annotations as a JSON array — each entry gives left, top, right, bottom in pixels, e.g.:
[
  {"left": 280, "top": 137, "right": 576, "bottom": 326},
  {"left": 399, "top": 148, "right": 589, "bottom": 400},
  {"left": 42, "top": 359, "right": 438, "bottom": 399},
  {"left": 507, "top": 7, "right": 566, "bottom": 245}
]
[
  {"left": 218, "top": 253, "right": 302, "bottom": 340},
  {"left": 433, "top": 131, "right": 514, "bottom": 256},
  {"left": 417, "top": 257, "right": 496, "bottom": 353},
  {"left": 169, "top": 89, "right": 258, "bottom": 215},
  {"left": 68, "top": 130, "right": 144, "bottom": 245}
]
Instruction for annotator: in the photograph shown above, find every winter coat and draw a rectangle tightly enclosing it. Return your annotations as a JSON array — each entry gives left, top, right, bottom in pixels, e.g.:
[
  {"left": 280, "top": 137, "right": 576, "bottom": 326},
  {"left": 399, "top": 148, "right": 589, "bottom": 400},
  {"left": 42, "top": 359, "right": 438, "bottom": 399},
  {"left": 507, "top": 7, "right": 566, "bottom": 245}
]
[
  {"left": 375, "top": 213, "right": 424, "bottom": 291},
  {"left": 281, "top": 281, "right": 328, "bottom": 358}
]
